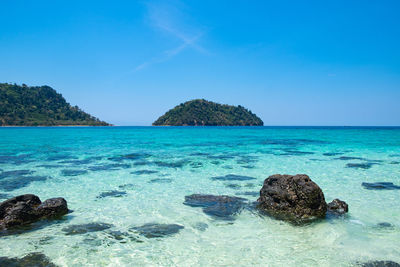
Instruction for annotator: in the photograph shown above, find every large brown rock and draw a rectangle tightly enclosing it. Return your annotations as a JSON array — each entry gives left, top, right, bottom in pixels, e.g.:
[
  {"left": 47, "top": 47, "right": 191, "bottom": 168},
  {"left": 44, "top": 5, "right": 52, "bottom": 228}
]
[
  {"left": 257, "top": 174, "right": 327, "bottom": 222},
  {"left": 0, "top": 194, "right": 68, "bottom": 230}
]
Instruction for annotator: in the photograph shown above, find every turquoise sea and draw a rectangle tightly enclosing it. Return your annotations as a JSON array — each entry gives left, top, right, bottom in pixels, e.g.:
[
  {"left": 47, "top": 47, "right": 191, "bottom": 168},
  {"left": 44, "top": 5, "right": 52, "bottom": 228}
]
[{"left": 0, "top": 127, "right": 399, "bottom": 266}]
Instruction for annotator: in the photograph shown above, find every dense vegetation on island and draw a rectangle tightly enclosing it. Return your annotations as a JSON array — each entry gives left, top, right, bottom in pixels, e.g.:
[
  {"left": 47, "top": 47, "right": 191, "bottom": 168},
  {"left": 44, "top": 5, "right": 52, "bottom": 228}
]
[
  {"left": 153, "top": 99, "right": 263, "bottom": 126},
  {"left": 0, "top": 83, "right": 109, "bottom": 126}
]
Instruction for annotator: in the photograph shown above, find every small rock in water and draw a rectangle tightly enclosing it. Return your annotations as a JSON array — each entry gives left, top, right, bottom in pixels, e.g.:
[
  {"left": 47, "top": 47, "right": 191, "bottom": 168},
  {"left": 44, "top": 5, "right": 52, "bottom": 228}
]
[
  {"left": 257, "top": 174, "right": 327, "bottom": 222},
  {"left": 183, "top": 194, "right": 247, "bottom": 220},
  {"left": 211, "top": 174, "right": 256, "bottom": 181},
  {"left": 36, "top": 198, "right": 69, "bottom": 218},
  {"left": 96, "top": 190, "right": 127, "bottom": 199},
  {"left": 327, "top": 199, "right": 349, "bottom": 215},
  {"left": 361, "top": 260, "right": 400, "bottom": 267},
  {"left": 0, "top": 194, "right": 68, "bottom": 230},
  {"left": 62, "top": 223, "right": 113, "bottom": 235},
  {"left": 0, "top": 252, "right": 56, "bottom": 267},
  {"left": 362, "top": 182, "right": 400, "bottom": 190},
  {"left": 130, "top": 223, "right": 184, "bottom": 238}
]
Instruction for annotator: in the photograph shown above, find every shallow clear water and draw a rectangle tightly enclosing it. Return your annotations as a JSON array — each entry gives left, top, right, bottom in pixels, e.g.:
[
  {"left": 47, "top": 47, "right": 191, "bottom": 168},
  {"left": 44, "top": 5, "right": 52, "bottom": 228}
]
[{"left": 0, "top": 126, "right": 399, "bottom": 266}]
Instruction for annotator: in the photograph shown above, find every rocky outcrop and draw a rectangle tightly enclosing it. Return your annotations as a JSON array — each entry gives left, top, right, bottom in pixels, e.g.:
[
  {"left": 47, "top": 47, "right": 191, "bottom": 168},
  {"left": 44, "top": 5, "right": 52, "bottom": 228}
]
[
  {"left": 257, "top": 174, "right": 327, "bottom": 222},
  {"left": 257, "top": 174, "right": 349, "bottom": 222},
  {"left": 0, "top": 194, "right": 68, "bottom": 230},
  {"left": 327, "top": 199, "right": 348, "bottom": 215}
]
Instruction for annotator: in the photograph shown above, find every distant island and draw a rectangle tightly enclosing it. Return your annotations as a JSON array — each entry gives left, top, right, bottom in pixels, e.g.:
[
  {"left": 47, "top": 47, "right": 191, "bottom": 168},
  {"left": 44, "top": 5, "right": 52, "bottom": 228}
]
[
  {"left": 153, "top": 99, "right": 263, "bottom": 126},
  {"left": 0, "top": 83, "right": 109, "bottom": 126}
]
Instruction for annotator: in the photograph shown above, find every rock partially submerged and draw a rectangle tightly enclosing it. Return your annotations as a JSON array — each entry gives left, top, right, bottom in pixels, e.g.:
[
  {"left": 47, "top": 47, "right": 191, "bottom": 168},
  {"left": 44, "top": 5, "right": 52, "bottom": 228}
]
[
  {"left": 0, "top": 194, "right": 68, "bottom": 230},
  {"left": 327, "top": 199, "right": 348, "bottom": 215},
  {"left": 257, "top": 174, "right": 327, "bottom": 222},
  {"left": 183, "top": 194, "right": 247, "bottom": 220},
  {"left": 257, "top": 174, "right": 349, "bottom": 222}
]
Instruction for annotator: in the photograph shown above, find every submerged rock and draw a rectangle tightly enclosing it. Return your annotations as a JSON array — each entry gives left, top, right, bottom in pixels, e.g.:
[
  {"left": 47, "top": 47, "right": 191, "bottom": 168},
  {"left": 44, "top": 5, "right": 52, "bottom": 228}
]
[
  {"left": 148, "top": 178, "right": 172, "bottom": 183},
  {"left": 0, "top": 194, "right": 68, "bottom": 230},
  {"left": 89, "top": 163, "right": 130, "bottom": 171},
  {"left": 361, "top": 261, "right": 400, "bottom": 267},
  {"left": 0, "top": 175, "right": 48, "bottom": 192},
  {"left": 0, "top": 252, "right": 57, "bottom": 267},
  {"left": 327, "top": 199, "right": 348, "bottom": 215},
  {"left": 376, "top": 222, "right": 394, "bottom": 228},
  {"left": 153, "top": 160, "right": 189, "bottom": 168},
  {"left": 335, "top": 156, "right": 365, "bottom": 161},
  {"left": 211, "top": 174, "right": 256, "bottom": 181},
  {"left": 96, "top": 190, "right": 127, "bottom": 199},
  {"left": 362, "top": 182, "right": 400, "bottom": 190},
  {"left": 323, "top": 152, "right": 344, "bottom": 156},
  {"left": 193, "top": 222, "right": 208, "bottom": 231},
  {"left": 346, "top": 163, "right": 377, "bottom": 169},
  {"left": 131, "top": 170, "right": 158, "bottom": 175},
  {"left": 130, "top": 223, "right": 184, "bottom": 238},
  {"left": 257, "top": 174, "right": 327, "bottom": 222},
  {"left": 183, "top": 194, "right": 247, "bottom": 220},
  {"left": 61, "top": 169, "right": 88, "bottom": 176},
  {"left": 62, "top": 222, "right": 113, "bottom": 235}
]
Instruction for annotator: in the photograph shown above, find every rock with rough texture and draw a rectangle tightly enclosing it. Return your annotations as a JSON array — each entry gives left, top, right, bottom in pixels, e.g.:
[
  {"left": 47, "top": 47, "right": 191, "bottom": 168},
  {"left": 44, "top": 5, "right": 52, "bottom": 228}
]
[
  {"left": 327, "top": 199, "right": 348, "bottom": 215},
  {"left": 0, "top": 194, "right": 68, "bottom": 230},
  {"left": 257, "top": 174, "right": 327, "bottom": 222},
  {"left": 36, "top": 198, "right": 68, "bottom": 218}
]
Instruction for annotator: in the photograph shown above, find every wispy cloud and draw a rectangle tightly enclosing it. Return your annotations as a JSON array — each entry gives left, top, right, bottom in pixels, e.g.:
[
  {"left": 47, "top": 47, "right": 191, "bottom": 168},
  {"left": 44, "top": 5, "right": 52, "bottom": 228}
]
[{"left": 133, "top": 1, "right": 207, "bottom": 72}]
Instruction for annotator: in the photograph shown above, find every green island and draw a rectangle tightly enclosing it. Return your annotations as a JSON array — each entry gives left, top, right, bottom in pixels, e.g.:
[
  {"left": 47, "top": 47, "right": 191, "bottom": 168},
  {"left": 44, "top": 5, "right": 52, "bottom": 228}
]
[
  {"left": 0, "top": 83, "right": 109, "bottom": 126},
  {"left": 153, "top": 99, "right": 263, "bottom": 126}
]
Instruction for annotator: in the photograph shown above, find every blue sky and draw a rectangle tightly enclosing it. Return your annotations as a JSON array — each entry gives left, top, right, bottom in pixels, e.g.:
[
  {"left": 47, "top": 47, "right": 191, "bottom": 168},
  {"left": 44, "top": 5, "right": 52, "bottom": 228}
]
[{"left": 1, "top": 0, "right": 399, "bottom": 126}]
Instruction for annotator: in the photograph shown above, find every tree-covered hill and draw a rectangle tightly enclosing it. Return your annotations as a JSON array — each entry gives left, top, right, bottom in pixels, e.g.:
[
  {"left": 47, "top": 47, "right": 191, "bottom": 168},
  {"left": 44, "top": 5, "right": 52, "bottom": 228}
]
[
  {"left": 0, "top": 83, "right": 110, "bottom": 126},
  {"left": 153, "top": 99, "right": 263, "bottom": 126}
]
